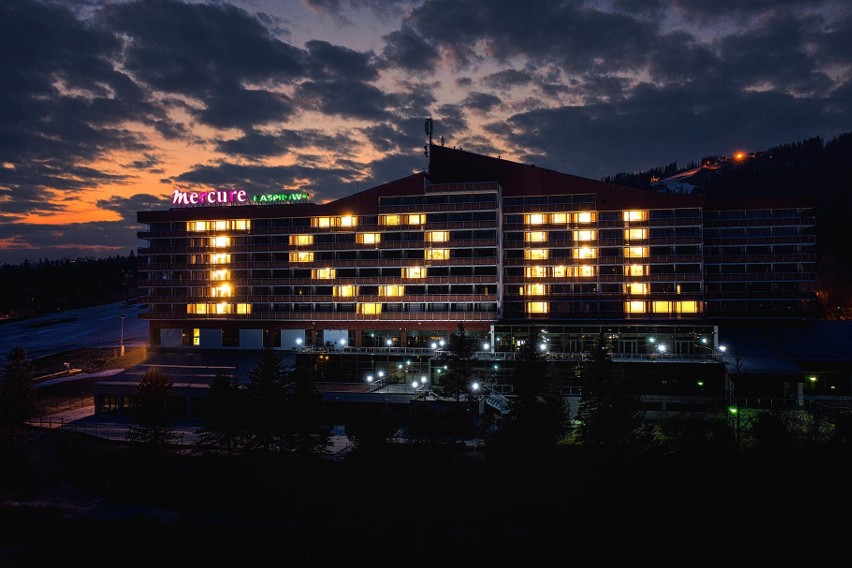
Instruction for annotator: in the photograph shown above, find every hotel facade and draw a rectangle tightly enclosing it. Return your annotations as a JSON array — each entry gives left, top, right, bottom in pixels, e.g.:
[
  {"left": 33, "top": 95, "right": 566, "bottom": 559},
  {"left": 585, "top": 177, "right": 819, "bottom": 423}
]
[{"left": 136, "top": 144, "right": 817, "bottom": 393}]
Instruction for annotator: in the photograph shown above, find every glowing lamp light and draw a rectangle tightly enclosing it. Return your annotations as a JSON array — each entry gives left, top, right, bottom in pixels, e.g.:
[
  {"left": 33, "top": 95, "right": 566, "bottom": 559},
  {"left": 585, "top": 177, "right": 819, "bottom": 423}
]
[
  {"left": 295, "top": 338, "right": 303, "bottom": 345},
  {"left": 809, "top": 376, "right": 817, "bottom": 382},
  {"left": 431, "top": 342, "right": 438, "bottom": 349},
  {"left": 719, "top": 345, "right": 727, "bottom": 352},
  {"left": 471, "top": 382, "right": 480, "bottom": 391},
  {"left": 420, "top": 376, "right": 427, "bottom": 383},
  {"left": 411, "top": 381, "right": 419, "bottom": 388},
  {"left": 482, "top": 342, "right": 490, "bottom": 351},
  {"left": 377, "top": 370, "right": 385, "bottom": 377},
  {"left": 728, "top": 406, "right": 738, "bottom": 415},
  {"left": 657, "top": 344, "right": 667, "bottom": 353},
  {"left": 366, "top": 375, "right": 374, "bottom": 383}
]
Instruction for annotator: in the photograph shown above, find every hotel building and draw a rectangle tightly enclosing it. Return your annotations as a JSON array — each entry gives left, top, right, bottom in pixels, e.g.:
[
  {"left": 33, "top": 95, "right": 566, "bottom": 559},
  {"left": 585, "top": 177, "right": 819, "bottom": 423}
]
[{"left": 134, "top": 144, "right": 817, "bottom": 401}]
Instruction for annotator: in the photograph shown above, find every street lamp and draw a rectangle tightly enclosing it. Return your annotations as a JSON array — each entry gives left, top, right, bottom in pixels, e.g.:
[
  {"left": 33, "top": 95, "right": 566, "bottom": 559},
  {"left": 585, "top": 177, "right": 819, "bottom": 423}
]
[{"left": 120, "top": 315, "right": 125, "bottom": 357}]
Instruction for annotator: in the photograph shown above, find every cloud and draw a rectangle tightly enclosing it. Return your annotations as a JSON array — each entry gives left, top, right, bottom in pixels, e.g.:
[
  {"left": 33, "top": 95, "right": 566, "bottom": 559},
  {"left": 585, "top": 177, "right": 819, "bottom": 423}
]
[
  {"left": 463, "top": 92, "right": 501, "bottom": 112},
  {"left": 0, "top": 220, "right": 140, "bottom": 264},
  {"left": 97, "top": 193, "right": 168, "bottom": 222},
  {"left": 305, "top": 39, "right": 379, "bottom": 81},
  {"left": 295, "top": 79, "right": 389, "bottom": 119},
  {"left": 381, "top": 24, "right": 440, "bottom": 72}
]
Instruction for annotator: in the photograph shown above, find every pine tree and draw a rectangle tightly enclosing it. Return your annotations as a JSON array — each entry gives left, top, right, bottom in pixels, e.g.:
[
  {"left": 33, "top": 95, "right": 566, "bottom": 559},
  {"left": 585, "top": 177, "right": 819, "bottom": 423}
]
[
  {"left": 195, "top": 371, "right": 244, "bottom": 454},
  {"left": 126, "top": 366, "right": 178, "bottom": 448},
  {"left": 0, "top": 347, "right": 36, "bottom": 442},
  {"left": 282, "top": 368, "right": 332, "bottom": 458},
  {"left": 243, "top": 344, "right": 288, "bottom": 453},
  {"left": 435, "top": 323, "right": 475, "bottom": 402}
]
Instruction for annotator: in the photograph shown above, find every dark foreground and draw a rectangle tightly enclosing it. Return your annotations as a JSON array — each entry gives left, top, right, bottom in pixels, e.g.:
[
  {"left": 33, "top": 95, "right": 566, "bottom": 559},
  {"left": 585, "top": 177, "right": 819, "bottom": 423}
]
[{"left": 2, "top": 426, "right": 852, "bottom": 568}]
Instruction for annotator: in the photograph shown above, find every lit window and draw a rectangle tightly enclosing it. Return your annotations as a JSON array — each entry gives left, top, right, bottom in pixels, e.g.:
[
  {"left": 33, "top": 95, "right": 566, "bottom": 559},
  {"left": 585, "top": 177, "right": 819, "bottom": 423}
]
[
  {"left": 289, "top": 251, "right": 314, "bottom": 262},
  {"left": 653, "top": 301, "right": 672, "bottom": 313},
  {"left": 573, "top": 246, "right": 597, "bottom": 259},
  {"left": 526, "top": 302, "right": 549, "bottom": 314},
  {"left": 339, "top": 215, "right": 356, "bottom": 227},
  {"left": 524, "top": 249, "right": 549, "bottom": 260},
  {"left": 573, "top": 211, "right": 596, "bottom": 224},
  {"left": 425, "top": 230, "right": 449, "bottom": 243},
  {"left": 379, "top": 285, "right": 404, "bottom": 297},
  {"left": 624, "top": 264, "right": 648, "bottom": 277},
  {"left": 334, "top": 285, "right": 358, "bottom": 297},
  {"left": 625, "top": 282, "right": 648, "bottom": 295},
  {"left": 624, "top": 301, "right": 647, "bottom": 314},
  {"left": 425, "top": 249, "right": 450, "bottom": 260},
  {"left": 312, "top": 268, "right": 336, "bottom": 279},
  {"left": 624, "top": 228, "right": 648, "bottom": 240},
  {"left": 525, "top": 213, "right": 546, "bottom": 225},
  {"left": 211, "top": 253, "right": 231, "bottom": 264},
  {"left": 525, "top": 231, "right": 547, "bottom": 243},
  {"left": 521, "top": 284, "right": 546, "bottom": 296},
  {"left": 623, "top": 210, "right": 648, "bottom": 222},
  {"left": 573, "top": 230, "right": 597, "bottom": 242},
  {"left": 214, "top": 220, "right": 227, "bottom": 231},
  {"left": 525, "top": 266, "right": 547, "bottom": 278},
  {"left": 233, "top": 220, "right": 249, "bottom": 231},
  {"left": 193, "top": 328, "right": 200, "bottom": 346},
  {"left": 358, "top": 303, "right": 382, "bottom": 315},
  {"left": 289, "top": 234, "right": 314, "bottom": 245},
  {"left": 210, "top": 269, "right": 230, "bottom": 281},
  {"left": 407, "top": 214, "right": 426, "bottom": 225},
  {"left": 402, "top": 266, "right": 427, "bottom": 278},
  {"left": 236, "top": 303, "right": 251, "bottom": 315},
  {"left": 381, "top": 214, "right": 401, "bottom": 226},
  {"left": 212, "top": 236, "right": 231, "bottom": 248},
  {"left": 187, "top": 304, "right": 208, "bottom": 315},
  {"left": 356, "top": 233, "right": 381, "bottom": 245},
  {"left": 552, "top": 265, "right": 567, "bottom": 277},
  {"left": 215, "top": 302, "right": 232, "bottom": 315},
  {"left": 189, "top": 221, "right": 207, "bottom": 232},
  {"left": 624, "top": 246, "right": 649, "bottom": 258},
  {"left": 211, "top": 283, "right": 232, "bottom": 298},
  {"left": 576, "top": 265, "right": 596, "bottom": 277},
  {"left": 313, "top": 216, "right": 332, "bottom": 228},
  {"left": 677, "top": 301, "right": 700, "bottom": 314},
  {"left": 551, "top": 213, "right": 568, "bottom": 224}
]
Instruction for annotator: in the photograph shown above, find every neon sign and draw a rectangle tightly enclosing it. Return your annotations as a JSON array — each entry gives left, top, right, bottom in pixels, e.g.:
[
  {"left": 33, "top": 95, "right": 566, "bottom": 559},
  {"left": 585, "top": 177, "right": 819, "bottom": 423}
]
[
  {"left": 253, "top": 192, "right": 311, "bottom": 203},
  {"left": 172, "top": 189, "right": 247, "bottom": 205}
]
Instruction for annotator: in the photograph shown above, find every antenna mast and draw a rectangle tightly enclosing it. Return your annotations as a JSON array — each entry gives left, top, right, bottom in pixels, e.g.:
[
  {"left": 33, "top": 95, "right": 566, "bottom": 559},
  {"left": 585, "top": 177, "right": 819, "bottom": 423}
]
[{"left": 424, "top": 117, "right": 433, "bottom": 157}]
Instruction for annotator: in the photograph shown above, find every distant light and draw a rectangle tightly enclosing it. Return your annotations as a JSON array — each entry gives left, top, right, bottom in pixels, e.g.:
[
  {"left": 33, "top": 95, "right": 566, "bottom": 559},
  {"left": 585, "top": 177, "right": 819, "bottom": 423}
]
[
  {"left": 439, "top": 339, "right": 445, "bottom": 347},
  {"left": 482, "top": 342, "right": 489, "bottom": 351},
  {"left": 719, "top": 345, "right": 727, "bottom": 352},
  {"left": 377, "top": 370, "right": 385, "bottom": 377},
  {"left": 540, "top": 344, "right": 547, "bottom": 351},
  {"left": 471, "top": 382, "right": 480, "bottom": 391},
  {"left": 431, "top": 342, "right": 438, "bottom": 349},
  {"left": 733, "top": 151, "right": 746, "bottom": 162},
  {"left": 809, "top": 376, "right": 817, "bottom": 382},
  {"left": 340, "top": 339, "right": 347, "bottom": 346},
  {"left": 493, "top": 364, "right": 499, "bottom": 370},
  {"left": 398, "top": 363, "right": 403, "bottom": 369},
  {"left": 728, "top": 406, "right": 738, "bottom": 415},
  {"left": 697, "top": 381, "right": 704, "bottom": 387},
  {"left": 701, "top": 337, "right": 708, "bottom": 344},
  {"left": 411, "top": 381, "right": 419, "bottom": 388},
  {"left": 366, "top": 375, "right": 374, "bottom": 383},
  {"left": 386, "top": 339, "right": 393, "bottom": 346},
  {"left": 657, "top": 344, "right": 666, "bottom": 353},
  {"left": 295, "top": 338, "right": 303, "bottom": 345},
  {"left": 648, "top": 337, "right": 656, "bottom": 343},
  {"left": 420, "top": 376, "right": 427, "bottom": 383}
]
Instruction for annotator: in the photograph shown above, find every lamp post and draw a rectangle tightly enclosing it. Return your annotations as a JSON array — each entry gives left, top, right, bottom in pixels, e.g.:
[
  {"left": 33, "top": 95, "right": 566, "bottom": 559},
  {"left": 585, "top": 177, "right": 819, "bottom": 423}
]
[{"left": 120, "top": 315, "right": 125, "bottom": 357}]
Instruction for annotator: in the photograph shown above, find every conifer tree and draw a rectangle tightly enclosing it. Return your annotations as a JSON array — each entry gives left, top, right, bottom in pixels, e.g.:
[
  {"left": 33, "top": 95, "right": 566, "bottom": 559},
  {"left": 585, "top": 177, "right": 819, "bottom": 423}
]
[
  {"left": 0, "top": 347, "right": 36, "bottom": 442},
  {"left": 126, "top": 366, "right": 178, "bottom": 448}
]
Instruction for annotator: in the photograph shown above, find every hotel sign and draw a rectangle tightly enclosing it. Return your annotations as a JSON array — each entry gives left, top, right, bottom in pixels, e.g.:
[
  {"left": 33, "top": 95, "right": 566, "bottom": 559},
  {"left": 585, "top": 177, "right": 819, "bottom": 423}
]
[{"left": 171, "top": 189, "right": 310, "bottom": 206}]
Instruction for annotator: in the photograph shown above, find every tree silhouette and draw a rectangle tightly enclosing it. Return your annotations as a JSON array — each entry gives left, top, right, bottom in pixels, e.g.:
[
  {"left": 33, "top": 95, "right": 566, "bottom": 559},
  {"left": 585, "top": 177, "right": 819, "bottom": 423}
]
[
  {"left": 0, "top": 347, "right": 36, "bottom": 443},
  {"left": 243, "top": 344, "right": 288, "bottom": 453},
  {"left": 576, "top": 332, "right": 650, "bottom": 452},
  {"left": 195, "top": 371, "right": 244, "bottom": 455},
  {"left": 126, "top": 366, "right": 178, "bottom": 448},
  {"left": 282, "top": 367, "right": 332, "bottom": 458},
  {"left": 435, "top": 323, "right": 475, "bottom": 402}
]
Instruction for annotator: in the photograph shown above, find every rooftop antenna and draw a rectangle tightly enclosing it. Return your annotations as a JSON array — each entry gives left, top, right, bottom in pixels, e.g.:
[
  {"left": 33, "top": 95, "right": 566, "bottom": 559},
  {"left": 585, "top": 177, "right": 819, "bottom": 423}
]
[{"left": 424, "top": 117, "right": 433, "bottom": 157}]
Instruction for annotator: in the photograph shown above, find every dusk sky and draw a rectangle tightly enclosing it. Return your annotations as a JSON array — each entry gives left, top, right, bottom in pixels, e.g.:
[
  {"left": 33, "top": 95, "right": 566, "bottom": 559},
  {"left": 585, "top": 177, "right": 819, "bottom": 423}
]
[{"left": 1, "top": 0, "right": 850, "bottom": 265}]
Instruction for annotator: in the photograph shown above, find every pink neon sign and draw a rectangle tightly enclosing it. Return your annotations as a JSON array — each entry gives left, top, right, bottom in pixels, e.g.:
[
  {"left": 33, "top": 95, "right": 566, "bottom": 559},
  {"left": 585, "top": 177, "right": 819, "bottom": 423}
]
[{"left": 172, "top": 189, "right": 248, "bottom": 205}]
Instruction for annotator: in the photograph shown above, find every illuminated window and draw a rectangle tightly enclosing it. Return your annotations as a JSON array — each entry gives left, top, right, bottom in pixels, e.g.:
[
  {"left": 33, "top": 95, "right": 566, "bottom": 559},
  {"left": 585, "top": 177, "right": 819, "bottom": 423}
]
[
  {"left": 289, "top": 251, "right": 314, "bottom": 262},
  {"left": 677, "top": 301, "right": 700, "bottom": 314},
  {"left": 525, "top": 213, "right": 546, "bottom": 225},
  {"left": 289, "top": 234, "right": 314, "bottom": 246},
  {"left": 653, "top": 301, "right": 672, "bottom": 313},
  {"left": 211, "top": 236, "right": 231, "bottom": 248},
  {"left": 334, "top": 285, "right": 358, "bottom": 297},
  {"left": 233, "top": 220, "right": 249, "bottom": 231},
  {"left": 214, "top": 220, "right": 227, "bottom": 231},
  {"left": 553, "top": 265, "right": 567, "bottom": 277},
  {"left": 236, "top": 303, "right": 251, "bottom": 315},
  {"left": 312, "top": 216, "right": 332, "bottom": 228},
  {"left": 573, "top": 230, "right": 597, "bottom": 242},
  {"left": 524, "top": 231, "right": 547, "bottom": 243},
  {"left": 575, "top": 265, "right": 596, "bottom": 277},
  {"left": 521, "top": 284, "right": 546, "bottom": 296},
  {"left": 211, "top": 283, "right": 232, "bottom": 298},
  {"left": 188, "top": 220, "right": 250, "bottom": 232},
  {"left": 187, "top": 304, "right": 208, "bottom": 315},
  {"left": 211, "top": 253, "right": 231, "bottom": 264},
  {"left": 193, "top": 328, "right": 200, "bottom": 346},
  {"left": 624, "top": 301, "right": 647, "bottom": 314},
  {"left": 425, "top": 249, "right": 450, "bottom": 260},
  {"left": 407, "top": 214, "right": 426, "bottom": 225},
  {"left": 381, "top": 214, "right": 401, "bottom": 226},
  {"left": 215, "top": 302, "right": 233, "bottom": 315},
  {"left": 573, "top": 211, "right": 596, "bottom": 224},
  {"left": 525, "top": 266, "right": 548, "bottom": 278},
  {"left": 624, "top": 246, "right": 649, "bottom": 258},
  {"left": 526, "top": 301, "right": 549, "bottom": 314},
  {"left": 356, "top": 233, "right": 381, "bottom": 245},
  {"left": 189, "top": 221, "right": 207, "bottom": 232},
  {"left": 623, "top": 210, "right": 648, "bottom": 222},
  {"left": 573, "top": 246, "right": 597, "bottom": 259},
  {"left": 625, "top": 282, "right": 648, "bottom": 295},
  {"left": 624, "top": 228, "right": 648, "bottom": 240},
  {"left": 624, "top": 264, "right": 648, "bottom": 277},
  {"left": 402, "top": 266, "right": 427, "bottom": 278},
  {"left": 524, "top": 249, "right": 549, "bottom": 260},
  {"left": 339, "top": 215, "right": 356, "bottom": 227},
  {"left": 312, "top": 268, "right": 336, "bottom": 279},
  {"left": 379, "top": 285, "right": 404, "bottom": 297},
  {"left": 551, "top": 213, "right": 568, "bottom": 224},
  {"left": 425, "top": 231, "right": 449, "bottom": 243},
  {"left": 210, "top": 269, "right": 230, "bottom": 281},
  {"left": 358, "top": 303, "right": 382, "bottom": 315}
]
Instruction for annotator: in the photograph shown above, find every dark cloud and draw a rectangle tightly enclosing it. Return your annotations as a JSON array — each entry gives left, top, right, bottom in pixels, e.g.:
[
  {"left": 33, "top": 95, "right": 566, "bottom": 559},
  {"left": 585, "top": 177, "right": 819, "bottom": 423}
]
[
  {"left": 97, "top": 193, "right": 169, "bottom": 222},
  {"left": 671, "top": 0, "right": 827, "bottom": 22},
  {"left": 125, "top": 154, "right": 163, "bottom": 171},
  {"left": 305, "top": 39, "right": 379, "bottom": 81},
  {"left": 482, "top": 69, "right": 534, "bottom": 90},
  {"left": 463, "top": 92, "right": 501, "bottom": 112},
  {"left": 303, "top": 0, "right": 350, "bottom": 22},
  {"left": 0, "top": 220, "right": 140, "bottom": 265},
  {"left": 295, "top": 80, "right": 388, "bottom": 119},
  {"left": 381, "top": 24, "right": 440, "bottom": 72},
  {"left": 362, "top": 117, "right": 432, "bottom": 154},
  {"left": 215, "top": 129, "right": 355, "bottom": 158}
]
